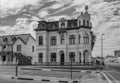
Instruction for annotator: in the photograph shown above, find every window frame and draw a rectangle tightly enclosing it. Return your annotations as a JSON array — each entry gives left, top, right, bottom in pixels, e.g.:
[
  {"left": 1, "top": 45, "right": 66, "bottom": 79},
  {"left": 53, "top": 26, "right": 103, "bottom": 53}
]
[
  {"left": 69, "top": 35, "right": 76, "bottom": 45},
  {"left": 17, "top": 45, "right": 21, "bottom": 52},
  {"left": 50, "top": 53, "right": 56, "bottom": 62},
  {"left": 38, "top": 53, "right": 43, "bottom": 62},
  {"left": 39, "top": 36, "right": 43, "bottom": 45},
  {"left": 50, "top": 36, "right": 57, "bottom": 46}
]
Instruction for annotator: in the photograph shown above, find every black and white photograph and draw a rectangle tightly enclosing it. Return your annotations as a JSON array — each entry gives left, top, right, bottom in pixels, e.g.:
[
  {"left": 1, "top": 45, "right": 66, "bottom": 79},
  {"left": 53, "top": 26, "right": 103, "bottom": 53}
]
[{"left": 0, "top": 0, "right": 120, "bottom": 83}]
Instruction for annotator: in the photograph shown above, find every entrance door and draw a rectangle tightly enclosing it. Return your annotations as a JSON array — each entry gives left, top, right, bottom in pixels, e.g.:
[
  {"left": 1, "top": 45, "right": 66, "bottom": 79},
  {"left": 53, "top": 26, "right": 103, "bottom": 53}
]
[
  {"left": 60, "top": 53, "right": 64, "bottom": 65},
  {"left": 83, "top": 50, "right": 89, "bottom": 64},
  {"left": 3, "top": 55, "right": 6, "bottom": 62}
]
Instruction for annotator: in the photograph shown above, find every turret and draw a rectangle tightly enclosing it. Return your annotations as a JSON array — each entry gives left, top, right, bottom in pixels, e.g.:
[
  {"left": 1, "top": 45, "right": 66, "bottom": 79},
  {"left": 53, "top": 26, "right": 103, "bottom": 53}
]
[{"left": 77, "top": 5, "right": 92, "bottom": 27}]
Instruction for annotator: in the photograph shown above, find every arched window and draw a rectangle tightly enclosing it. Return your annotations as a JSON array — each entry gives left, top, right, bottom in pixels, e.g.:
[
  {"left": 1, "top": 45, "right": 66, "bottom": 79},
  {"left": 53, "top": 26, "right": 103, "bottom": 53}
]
[
  {"left": 83, "top": 20, "right": 85, "bottom": 26},
  {"left": 87, "top": 21, "right": 89, "bottom": 27},
  {"left": 42, "top": 23, "right": 46, "bottom": 29},
  {"left": 61, "top": 23, "right": 65, "bottom": 28},
  {"left": 83, "top": 50, "right": 89, "bottom": 63},
  {"left": 78, "top": 34, "right": 81, "bottom": 44},
  {"left": 79, "top": 52, "right": 81, "bottom": 63},
  {"left": 79, "top": 21, "right": 81, "bottom": 26},
  {"left": 84, "top": 33, "right": 89, "bottom": 44}
]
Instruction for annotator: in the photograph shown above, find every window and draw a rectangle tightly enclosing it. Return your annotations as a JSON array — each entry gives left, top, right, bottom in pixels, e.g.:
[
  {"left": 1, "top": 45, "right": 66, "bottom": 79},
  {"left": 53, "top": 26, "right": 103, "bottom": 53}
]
[
  {"left": 87, "top": 21, "right": 89, "bottom": 26},
  {"left": 32, "top": 46, "right": 34, "bottom": 52},
  {"left": 79, "top": 21, "right": 81, "bottom": 26},
  {"left": 51, "top": 36, "right": 57, "bottom": 46},
  {"left": 38, "top": 53, "right": 43, "bottom": 62},
  {"left": 83, "top": 20, "right": 85, "bottom": 26},
  {"left": 69, "top": 52, "right": 75, "bottom": 62},
  {"left": 17, "top": 45, "right": 21, "bottom": 51},
  {"left": 61, "top": 23, "right": 65, "bottom": 28},
  {"left": 50, "top": 53, "right": 56, "bottom": 62},
  {"left": 39, "top": 36, "right": 43, "bottom": 45},
  {"left": 69, "top": 35, "right": 76, "bottom": 45},
  {"left": 78, "top": 34, "right": 81, "bottom": 44},
  {"left": 79, "top": 52, "right": 81, "bottom": 63},
  {"left": 84, "top": 33, "right": 89, "bottom": 44},
  {"left": 60, "top": 34, "right": 64, "bottom": 44}
]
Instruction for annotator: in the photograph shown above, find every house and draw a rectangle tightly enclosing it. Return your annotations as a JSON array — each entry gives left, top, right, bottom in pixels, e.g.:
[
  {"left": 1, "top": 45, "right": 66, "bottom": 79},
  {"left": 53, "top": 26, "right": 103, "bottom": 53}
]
[
  {"left": 0, "top": 34, "right": 36, "bottom": 65},
  {"left": 114, "top": 50, "right": 120, "bottom": 62},
  {"left": 34, "top": 5, "right": 94, "bottom": 65}
]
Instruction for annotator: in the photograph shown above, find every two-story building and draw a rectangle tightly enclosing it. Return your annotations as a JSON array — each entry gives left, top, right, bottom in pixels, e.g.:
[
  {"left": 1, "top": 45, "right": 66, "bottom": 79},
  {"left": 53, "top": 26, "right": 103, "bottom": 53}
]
[
  {"left": 0, "top": 34, "right": 36, "bottom": 65},
  {"left": 35, "top": 6, "right": 94, "bottom": 65}
]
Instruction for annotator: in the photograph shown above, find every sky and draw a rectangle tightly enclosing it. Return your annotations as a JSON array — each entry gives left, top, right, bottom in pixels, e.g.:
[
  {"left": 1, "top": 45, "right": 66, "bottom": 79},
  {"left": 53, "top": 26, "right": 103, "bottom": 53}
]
[{"left": 0, "top": 0, "right": 120, "bottom": 57}]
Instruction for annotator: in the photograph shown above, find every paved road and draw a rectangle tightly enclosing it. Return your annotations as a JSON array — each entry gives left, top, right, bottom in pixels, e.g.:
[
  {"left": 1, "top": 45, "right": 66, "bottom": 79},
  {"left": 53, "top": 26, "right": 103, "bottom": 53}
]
[
  {"left": 104, "top": 61, "right": 120, "bottom": 83},
  {"left": 105, "top": 61, "right": 120, "bottom": 72},
  {"left": 0, "top": 77, "right": 55, "bottom": 83}
]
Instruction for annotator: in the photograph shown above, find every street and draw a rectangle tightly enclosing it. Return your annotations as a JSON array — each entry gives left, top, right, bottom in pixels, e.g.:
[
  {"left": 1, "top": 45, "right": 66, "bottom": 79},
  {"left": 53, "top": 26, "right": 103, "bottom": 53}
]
[
  {"left": 0, "top": 77, "right": 54, "bottom": 83},
  {"left": 104, "top": 61, "right": 120, "bottom": 83},
  {"left": 105, "top": 61, "right": 120, "bottom": 72}
]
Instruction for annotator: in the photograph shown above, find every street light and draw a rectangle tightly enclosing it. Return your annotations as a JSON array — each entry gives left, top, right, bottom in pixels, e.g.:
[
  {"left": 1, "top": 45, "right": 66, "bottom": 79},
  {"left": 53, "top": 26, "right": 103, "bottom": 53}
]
[
  {"left": 101, "top": 34, "right": 105, "bottom": 60},
  {"left": 101, "top": 34, "right": 105, "bottom": 70},
  {"left": 70, "top": 53, "right": 73, "bottom": 79}
]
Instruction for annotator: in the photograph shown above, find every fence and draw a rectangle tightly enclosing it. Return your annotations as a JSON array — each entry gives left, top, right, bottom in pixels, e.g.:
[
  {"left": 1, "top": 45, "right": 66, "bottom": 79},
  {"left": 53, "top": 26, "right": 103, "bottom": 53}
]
[{"left": 34, "top": 62, "right": 96, "bottom": 66}]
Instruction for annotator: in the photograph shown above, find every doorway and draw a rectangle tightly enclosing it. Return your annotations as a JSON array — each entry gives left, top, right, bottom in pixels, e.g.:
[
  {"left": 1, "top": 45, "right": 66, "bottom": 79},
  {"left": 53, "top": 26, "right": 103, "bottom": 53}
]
[{"left": 60, "top": 52, "right": 64, "bottom": 65}]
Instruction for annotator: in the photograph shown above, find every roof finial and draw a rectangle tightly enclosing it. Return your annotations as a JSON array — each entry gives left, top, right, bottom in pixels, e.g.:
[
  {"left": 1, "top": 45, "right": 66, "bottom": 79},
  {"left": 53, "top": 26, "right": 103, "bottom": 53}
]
[
  {"left": 85, "top": 5, "right": 89, "bottom": 14},
  {"left": 85, "top": 5, "right": 88, "bottom": 11}
]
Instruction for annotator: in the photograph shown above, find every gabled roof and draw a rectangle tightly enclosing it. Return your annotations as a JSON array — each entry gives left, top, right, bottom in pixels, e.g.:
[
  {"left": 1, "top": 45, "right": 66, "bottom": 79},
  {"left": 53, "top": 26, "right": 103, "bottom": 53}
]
[{"left": 0, "top": 34, "right": 35, "bottom": 45}]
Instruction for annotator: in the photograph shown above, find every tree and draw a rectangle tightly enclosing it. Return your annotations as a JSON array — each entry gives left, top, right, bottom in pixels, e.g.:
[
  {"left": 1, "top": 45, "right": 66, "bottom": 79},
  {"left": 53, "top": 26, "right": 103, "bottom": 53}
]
[{"left": 91, "top": 32, "right": 96, "bottom": 50}]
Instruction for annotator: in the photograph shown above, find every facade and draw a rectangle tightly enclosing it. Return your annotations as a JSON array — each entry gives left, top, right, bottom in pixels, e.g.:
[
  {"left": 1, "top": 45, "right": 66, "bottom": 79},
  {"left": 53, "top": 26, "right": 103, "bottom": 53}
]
[
  {"left": 0, "top": 34, "right": 36, "bottom": 65},
  {"left": 114, "top": 50, "right": 120, "bottom": 62},
  {"left": 35, "top": 6, "right": 93, "bottom": 65}
]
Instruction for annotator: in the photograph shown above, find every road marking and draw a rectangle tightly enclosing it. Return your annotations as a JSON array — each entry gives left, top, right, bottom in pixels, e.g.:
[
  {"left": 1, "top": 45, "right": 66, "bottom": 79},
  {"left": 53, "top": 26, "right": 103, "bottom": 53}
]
[
  {"left": 101, "top": 72, "right": 112, "bottom": 83},
  {"left": 107, "top": 72, "right": 119, "bottom": 83}
]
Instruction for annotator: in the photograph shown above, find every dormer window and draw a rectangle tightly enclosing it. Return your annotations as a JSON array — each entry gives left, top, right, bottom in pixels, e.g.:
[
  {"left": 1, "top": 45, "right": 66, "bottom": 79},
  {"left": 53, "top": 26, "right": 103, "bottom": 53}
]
[
  {"left": 41, "top": 23, "right": 46, "bottom": 29},
  {"left": 12, "top": 36, "right": 16, "bottom": 41},
  {"left": 61, "top": 23, "right": 65, "bottom": 28},
  {"left": 3, "top": 37, "right": 8, "bottom": 42}
]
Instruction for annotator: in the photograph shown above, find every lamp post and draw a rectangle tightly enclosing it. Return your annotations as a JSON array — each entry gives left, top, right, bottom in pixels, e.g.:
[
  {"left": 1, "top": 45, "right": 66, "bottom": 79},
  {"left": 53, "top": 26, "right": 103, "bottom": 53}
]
[
  {"left": 70, "top": 53, "right": 73, "bottom": 79},
  {"left": 16, "top": 58, "right": 18, "bottom": 77},
  {"left": 101, "top": 34, "right": 104, "bottom": 60},
  {"left": 101, "top": 34, "right": 104, "bottom": 70}
]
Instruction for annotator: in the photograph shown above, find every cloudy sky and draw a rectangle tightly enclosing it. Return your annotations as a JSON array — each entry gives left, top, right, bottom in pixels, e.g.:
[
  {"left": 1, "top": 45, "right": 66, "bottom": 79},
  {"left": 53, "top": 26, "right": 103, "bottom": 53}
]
[{"left": 0, "top": 0, "right": 120, "bottom": 57}]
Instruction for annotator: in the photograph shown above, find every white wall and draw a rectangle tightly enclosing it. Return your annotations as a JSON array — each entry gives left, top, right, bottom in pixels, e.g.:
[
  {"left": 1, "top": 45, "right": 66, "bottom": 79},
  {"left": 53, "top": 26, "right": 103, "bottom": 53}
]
[{"left": 13, "top": 36, "right": 36, "bottom": 64}]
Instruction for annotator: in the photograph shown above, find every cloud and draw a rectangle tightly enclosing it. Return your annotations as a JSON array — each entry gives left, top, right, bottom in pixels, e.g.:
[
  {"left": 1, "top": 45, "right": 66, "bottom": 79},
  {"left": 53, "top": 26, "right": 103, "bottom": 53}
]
[
  {"left": 0, "top": 0, "right": 42, "bottom": 18},
  {"left": 0, "top": 0, "right": 120, "bottom": 57},
  {"left": 0, "top": 17, "right": 38, "bottom": 38},
  {"left": 38, "top": 10, "right": 49, "bottom": 17},
  {"left": 49, "top": 3, "right": 63, "bottom": 9}
]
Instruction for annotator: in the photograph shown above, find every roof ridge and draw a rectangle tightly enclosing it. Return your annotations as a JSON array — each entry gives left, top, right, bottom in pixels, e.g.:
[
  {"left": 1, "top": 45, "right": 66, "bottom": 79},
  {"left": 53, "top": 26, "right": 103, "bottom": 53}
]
[{"left": 0, "top": 33, "right": 30, "bottom": 37}]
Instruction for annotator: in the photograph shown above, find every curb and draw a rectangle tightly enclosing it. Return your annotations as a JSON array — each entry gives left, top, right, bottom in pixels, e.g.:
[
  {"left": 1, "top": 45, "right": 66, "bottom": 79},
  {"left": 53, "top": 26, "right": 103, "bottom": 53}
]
[
  {"left": 21, "top": 68, "right": 94, "bottom": 73},
  {"left": 11, "top": 76, "right": 80, "bottom": 83}
]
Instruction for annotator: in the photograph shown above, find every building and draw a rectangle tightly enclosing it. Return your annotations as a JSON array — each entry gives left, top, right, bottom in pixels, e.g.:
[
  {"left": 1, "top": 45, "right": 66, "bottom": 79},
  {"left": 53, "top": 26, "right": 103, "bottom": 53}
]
[
  {"left": 0, "top": 34, "right": 36, "bottom": 65},
  {"left": 114, "top": 50, "right": 120, "bottom": 62},
  {"left": 35, "top": 6, "right": 94, "bottom": 65}
]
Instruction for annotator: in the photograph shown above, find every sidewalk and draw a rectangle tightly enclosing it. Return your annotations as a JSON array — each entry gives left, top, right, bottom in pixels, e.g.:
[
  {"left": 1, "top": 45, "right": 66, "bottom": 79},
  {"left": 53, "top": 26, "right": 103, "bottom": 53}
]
[
  {"left": 0, "top": 70, "right": 108, "bottom": 83},
  {"left": 0, "top": 66, "right": 109, "bottom": 83}
]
